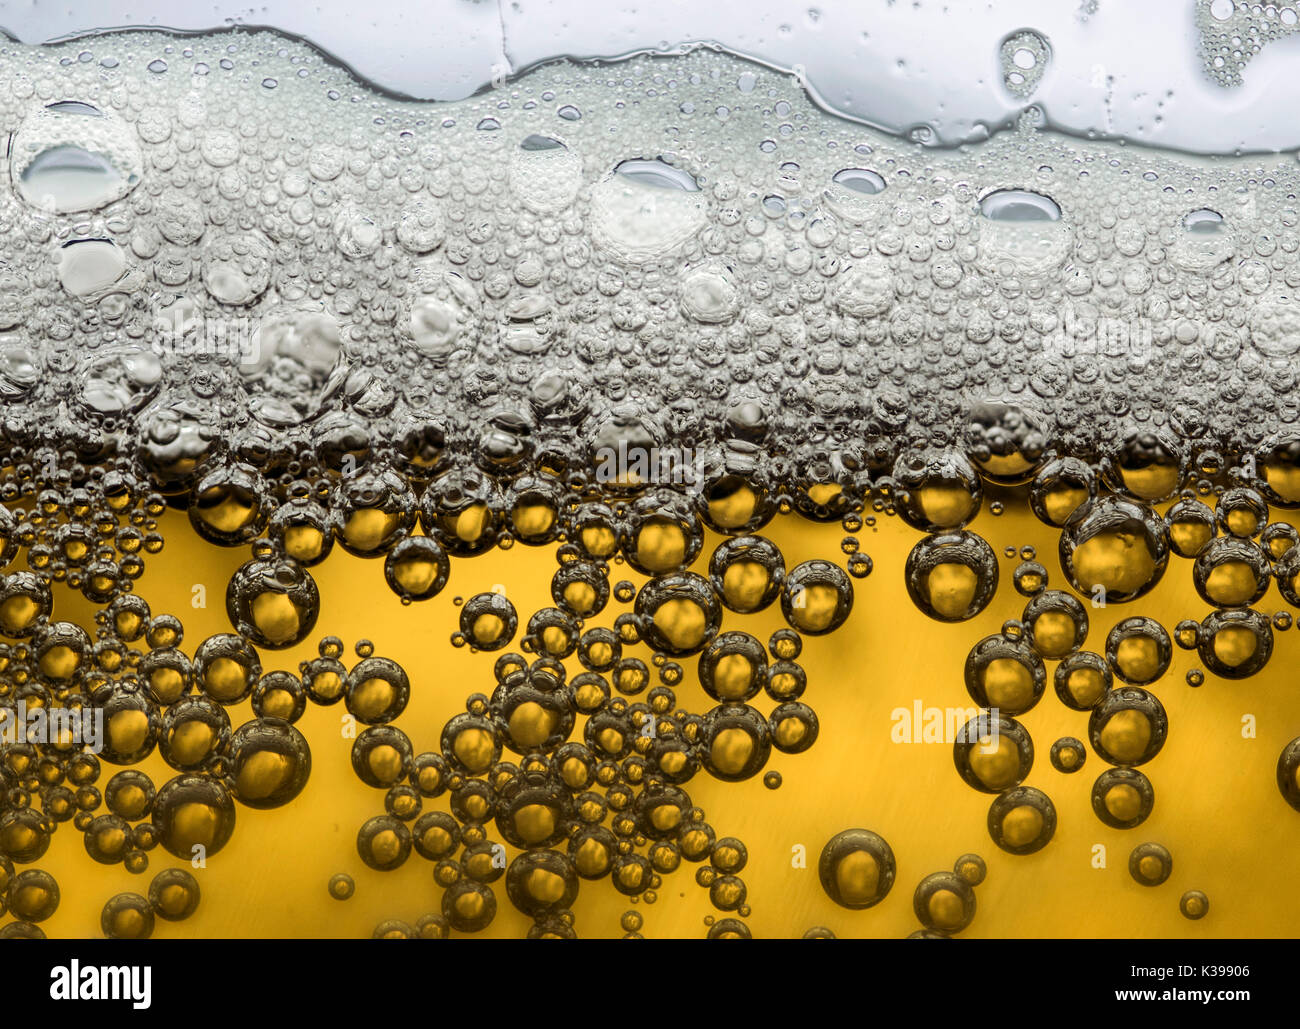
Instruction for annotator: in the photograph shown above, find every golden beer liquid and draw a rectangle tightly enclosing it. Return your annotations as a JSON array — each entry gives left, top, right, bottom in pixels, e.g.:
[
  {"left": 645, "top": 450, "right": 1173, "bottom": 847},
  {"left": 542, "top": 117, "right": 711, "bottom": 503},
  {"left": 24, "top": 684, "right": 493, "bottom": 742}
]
[{"left": 15, "top": 491, "right": 1300, "bottom": 939}]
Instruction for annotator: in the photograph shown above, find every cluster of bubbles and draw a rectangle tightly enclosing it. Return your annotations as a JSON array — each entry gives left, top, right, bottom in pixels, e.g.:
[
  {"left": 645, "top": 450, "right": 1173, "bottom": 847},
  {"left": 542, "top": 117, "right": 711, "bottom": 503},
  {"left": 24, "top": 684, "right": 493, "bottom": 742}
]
[
  {"left": 1, "top": 27, "right": 1300, "bottom": 938},
  {"left": 1, "top": 30, "right": 1300, "bottom": 485},
  {"left": 999, "top": 30, "right": 1052, "bottom": 100},
  {"left": 1197, "top": 0, "right": 1300, "bottom": 87},
  {"left": 813, "top": 830, "right": 988, "bottom": 938},
  {"left": 927, "top": 443, "right": 1300, "bottom": 918},
  {"left": 327, "top": 505, "right": 848, "bottom": 938}
]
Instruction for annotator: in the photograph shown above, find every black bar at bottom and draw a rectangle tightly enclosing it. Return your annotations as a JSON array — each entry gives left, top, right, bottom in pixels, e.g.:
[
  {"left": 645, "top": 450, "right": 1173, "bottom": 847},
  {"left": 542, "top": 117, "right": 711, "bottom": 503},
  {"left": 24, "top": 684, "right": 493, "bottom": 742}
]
[{"left": 0, "top": 937, "right": 1286, "bottom": 1015}]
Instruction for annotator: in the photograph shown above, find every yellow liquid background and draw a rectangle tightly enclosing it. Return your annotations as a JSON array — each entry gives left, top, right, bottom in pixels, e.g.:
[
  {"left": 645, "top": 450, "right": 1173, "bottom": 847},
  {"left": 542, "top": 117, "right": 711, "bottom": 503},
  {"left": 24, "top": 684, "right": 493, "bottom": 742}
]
[{"left": 28, "top": 497, "right": 1300, "bottom": 939}]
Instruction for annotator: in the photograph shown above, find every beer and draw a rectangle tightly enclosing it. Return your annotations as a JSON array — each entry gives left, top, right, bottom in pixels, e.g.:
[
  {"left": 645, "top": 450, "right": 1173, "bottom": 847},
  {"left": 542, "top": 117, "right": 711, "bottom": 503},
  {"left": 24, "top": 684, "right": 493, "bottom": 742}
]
[{"left": 1, "top": 18, "right": 1299, "bottom": 940}]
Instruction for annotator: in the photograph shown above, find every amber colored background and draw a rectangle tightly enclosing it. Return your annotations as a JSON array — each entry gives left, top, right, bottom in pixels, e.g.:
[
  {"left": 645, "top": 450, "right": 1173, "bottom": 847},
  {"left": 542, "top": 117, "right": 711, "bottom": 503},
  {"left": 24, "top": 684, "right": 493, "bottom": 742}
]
[{"left": 29, "top": 498, "right": 1300, "bottom": 939}]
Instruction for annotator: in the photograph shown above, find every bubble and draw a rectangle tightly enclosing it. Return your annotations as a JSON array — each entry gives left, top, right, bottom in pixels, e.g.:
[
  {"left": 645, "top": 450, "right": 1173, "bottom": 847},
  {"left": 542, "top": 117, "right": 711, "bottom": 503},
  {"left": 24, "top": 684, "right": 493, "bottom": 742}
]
[
  {"left": 635, "top": 572, "right": 722, "bottom": 657},
  {"left": 904, "top": 531, "right": 999, "bottom": 622},
  {"left": 953, "top": 853, "right": 987, "bottom": 887},
  {"left": 913, "top": 871, "right": 976, "bottom": 934},
  {"left": 680, "top": 264, "right": 740, "bottom": 324},
  {"left": 1059, "top": 497, "right": 1169, "bottom": 603},
  {"left": 1251, "top": 294, "right": 1300, "bottom": 360},
  {"left": 893, "top": 450, "right": 982, "bottom": 532},
  {"left": 401, "top": 752, "right": 446, "bottom": 801},
  {"left": 1109, "top": 433, "right": 1188, "bottom": 503},
  {"left": 709, "top": 871, "right": 748, "bottom": 912},
  {"left": 496, "top": 773, "right": 573, "bottom": 849},
  {"left": 1128, "top": 842, "right": 1173, "bottom": 887},
  {"left": 831, "top": 167, "right": 886, "bottom": 195},
  {"left": 505, "top": 850, "right": 579, "bottom": 918},
  {"left": 0, "top": 811, "right": 52, "bottom": 868},
  {"left": 225, "top": 557, "right": 319, "bottom": 649},
  {"left": 99, "top": 688, "right": 161, "bottom": 765},
  {"left": 443, "top": 879, "right": 498, "bottom": 932},
  {"left": 1105, "top": 618, "right": 1172, "bottom": 686},
  {"left": 1088, "top": 687, "right": 1167, "bottom": 767},
  {"left": 149, "top": 868, "right": 201, "bottom": 920},
  {"left": 1261, "top": 522, "right": 1299, "bottom": 562},
  {"left": 267, "top": 494, "right": 334, "bottom": 566},
  {"left": 459, "top": 592, "right": 519, "bottom": 652},
  {"left": 1216, "top": 488, "right": 1268, "bottom": 538},
  {"left": 411, "top": 811, "right": 460, "bottom": 861},
  {"left": 963, "top": 636, "right": 1045, "bottom": 716},
  {"left": 953, "top": 712, "right": 1034, "bottom": 793},
  {"left": 1273, "top": 541, "right": 1300, "bottom": 608},
  {"left": 1049, "top": 736, "right": 1087, "bottom": 774},
  {"left": 410, "top": 913, "right": 447, "bottom": 940},
  {"left": 12, "top": 103, "right": 142, "bottom": 213},
  {"left": 525, "top": 607, "right": 580, "bottom": 660},
  {"left": 300, "top": 651, "right": 345, "bottom": 707},
  {"left": 708, "top": 536, "right": 785, "bottom": 614},
  {"left": 1183, "top": 208, "right": 1224, "bottom": 234},
  {"left": 769, "top": 701, "right": 819, "bottom": 755},
  {"left": 0, "top": 922, "right": 46, "bottom": 939},
  {"left": 987, "top": 786, "right": 1056, "bottom": 855},
  {"left": 698, "top": 632, "right": 767, "bottom": 704},
  {"left": 227, "top": 718, "right": 311, "bottom": 809},
  {"left": 1276, "top": 736, "right": 1300, "bottom": 812},
  {"left": 999, "top": 30, "right": 1051, "bottom": 98},
  {"left": 1197, "top": 608, "right": 1273, "bottom": 678},
  {"left": 1091, "top": 767, "right": 1156, "bottom": 829},
  {"left": 151, "top": 775, "right": 236, "bottom": 860},
  {"left": 1192, "top": 537, "right": 1270, "bottom": 608},
  {"left": 1180, "top": 890, "right": 1210, "bottom": 920},
  {"left": 703, "top": 704, "right": 771, "bottom": 781},
  {"left": 591, "top": 158, "right": 706, "bottom": 264},
  {"left": 1258, "top": 437, "right": 1300, "bottom": 507},
  {"left": 351, "top": 726, "right": 414, "bottom": 789},
  {"left": 965, "top": 404, "right": 1045, "bottom": 485},
  {"left": 356, "top": 814, "right": 412, "bottom": 872},
  {"left": 1023, "top": 589, "right": 1088, "bottom": 659},
  {"left": 194, "top": 633, "right": 261, "bottom": 705},
  {"left": 251, "top": 670, "right": 307, "bottom": 724},
  {"left": 509, "top": 135, "right": 582, "bottom": 214},
  {"left": 1012, "top": 560, "right": 1047, "bottom": 596},
  {"left": 442, "top": 711, "right": 501, "bottom": 776},
  {"left": 781, "top": 560, "right": 853, "bottom": 635},
  {"left": 188, "top": 467, "right": 269, "bottom": 547},
  {"left": 623, "top": 490, "right": 702, "bottom": 575},
  {"left": 0, "top": 571, "right": 52, "bottom": 637},
  {"left": 818, "top": 829, "right": 896, "bottom": 909},
  {"left": 8, "top": 869, "right": 60, "bottom": 922},
  {"left": 101, "top": 892, "right": 154, "bottom": 939},
  {"left": 568, "top": 823, "right": 617, "bottom": 879},
  {"left": 700, "top": 464, "right": 776, "bottom": 536},
  {"left": 980, "top": 188, "right": 1060, "bottom": 223},
  {"left": 1029, "top": 457, "right": 1096, "bottom": 528},
  {"left": 333, "top": 470, "right": 416, "bottom": 557},
  {"left": 705, "top": 917, "right": 751, "bottom": 939},
  {"left": 1165, "top": 497, "right": 1217, "bottom": 558},
  {"left": 1172, "top": 209, "right": 1234, "bottom": 271},
  {"left": 372, "top": 919, "right": 416, "bottom": 939},
  {"left": 1172, "top": 619, "right": 1199, "bottom": 651},
  {"left": 552, "top": 562, "right": 610, "bottom": 620},
  {"left": 84, "top": 813, "right": 133, "bottom": 864},
  {"left": 35, "top": 620, "right": 91, "bottom": 682}
]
